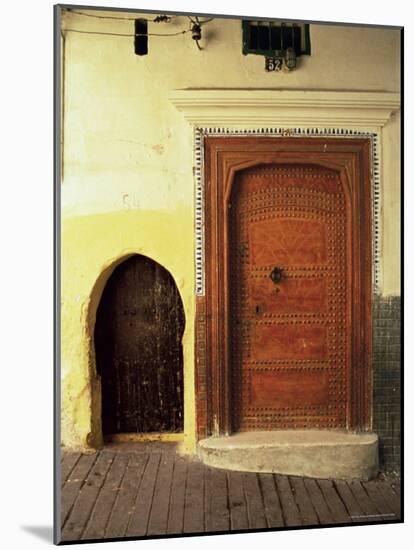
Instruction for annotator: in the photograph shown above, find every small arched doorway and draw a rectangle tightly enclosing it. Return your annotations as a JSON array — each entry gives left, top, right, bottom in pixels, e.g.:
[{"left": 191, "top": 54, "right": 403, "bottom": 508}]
[{"left": 94, "top": 254, "right": 185, "bottom": 436}]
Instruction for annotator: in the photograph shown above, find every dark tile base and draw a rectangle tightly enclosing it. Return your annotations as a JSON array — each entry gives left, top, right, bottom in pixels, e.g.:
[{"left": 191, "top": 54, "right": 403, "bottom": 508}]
[{"left": 373, "top": 295, "right": 401, "bottom": 474}]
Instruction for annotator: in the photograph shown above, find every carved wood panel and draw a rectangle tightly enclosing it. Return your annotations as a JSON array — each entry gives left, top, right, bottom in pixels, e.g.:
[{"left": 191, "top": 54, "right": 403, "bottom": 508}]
[
  {"left": 230, "top": 165, "right": 348, "bottom": 430},
  {"left": 200, "top": 136, "right": 372, "bottom": 436}
]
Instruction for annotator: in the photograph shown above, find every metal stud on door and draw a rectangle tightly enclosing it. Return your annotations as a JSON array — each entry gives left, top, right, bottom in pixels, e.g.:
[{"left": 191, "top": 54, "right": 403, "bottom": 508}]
[
  {"left": 94, "top": 255, "right": 185, "bottom": 436},
  {"left": 230, "top": 164, "right": 348, "bottom": 431}
]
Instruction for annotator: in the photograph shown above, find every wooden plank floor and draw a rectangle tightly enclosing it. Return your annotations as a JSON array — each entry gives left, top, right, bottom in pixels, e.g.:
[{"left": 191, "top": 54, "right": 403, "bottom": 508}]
[{"left": 60, "top": 443, "right": 401, "bottom": 543}]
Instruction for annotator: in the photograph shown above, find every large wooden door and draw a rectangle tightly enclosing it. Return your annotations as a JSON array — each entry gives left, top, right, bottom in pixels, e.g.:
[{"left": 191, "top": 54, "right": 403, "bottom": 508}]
[
  {"left": 230, "top": 164, "right": 348, "bottom": 431},
  {"left": 95, "top": 255, "right": 185, "bottom": 435},
  {"left": 199, "top": 136, "right": 372, "bottom": 437}
]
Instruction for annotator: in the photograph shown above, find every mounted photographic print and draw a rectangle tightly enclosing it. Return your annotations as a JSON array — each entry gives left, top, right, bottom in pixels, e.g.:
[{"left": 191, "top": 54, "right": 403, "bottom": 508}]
[{"left": 54, "top": 3, "right": 403, "bottom": 544}]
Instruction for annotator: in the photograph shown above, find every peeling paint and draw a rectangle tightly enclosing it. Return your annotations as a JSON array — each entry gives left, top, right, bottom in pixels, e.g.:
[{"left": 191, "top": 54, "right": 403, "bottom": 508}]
[{"left": 151, "top": 144, "right": 165, "bottom": 155}]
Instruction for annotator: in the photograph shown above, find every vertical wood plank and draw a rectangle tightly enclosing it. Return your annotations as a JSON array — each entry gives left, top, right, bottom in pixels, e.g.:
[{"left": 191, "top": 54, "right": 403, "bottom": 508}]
[
  {"left": 61, "top": 453, "right": 98, "bottom": 528},
  {"left": 166, "top": 455, "right": 188, "bottom": 535},
  {"left": 243, "top": 473, "right": 267, "bottom": 529},
  {"left": 183, "top": 461, "right": 205, "bottom": 533},
  {"left": 347, "top": 480, "right": 381, "bottom": 519},
  {"left": 228, "top": 471, "right": 248, "bottom": 531},
  {"left": 61, "top": 451, "right": 115, "bottom": 541},
  {"left": 204, "top": 467, "right": 230, "bottom": 533},
  {"left": 258, "top": 474, "right": 284, "bottom": 528},
  {"left": 362, "top": 481, "right": 397, "bottom": 520},
  {"left": 274, "top": 475, "right": 302, "bottom": 527},
  {"left": 375, "top": 481, "right": 401, "bottom": 517},
  {"left": 82, "top": 452, "right": 130, "bottom": 540},
  {"left": 147, "top": 453, "right": 175, "bottom": 535},
  {"left": 104, "top": 452, "right": 149, "bottom": 538},
  {"left": 333, "top": 480, "right": 366, "bottom": 523},
  {"left": 61, "top": 453, "right": 81, "bottom": 486},
  {"left": 317, "top": 479, "right": 350, "bottom": 524},
  {"left": 289, "top": 477, "right": 318, "bottom": 525},
  {"left": 303, "top": 478, "right": 334, "bottom": 524},
  {"left": 125, "top": 452, "right": 161, "bottom": 537}
]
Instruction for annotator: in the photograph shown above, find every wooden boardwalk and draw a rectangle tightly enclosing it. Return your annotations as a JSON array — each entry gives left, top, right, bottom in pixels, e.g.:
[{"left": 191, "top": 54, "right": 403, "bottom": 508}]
[{"left": 59, "top": 442, "right": 401, "bottom": 543}]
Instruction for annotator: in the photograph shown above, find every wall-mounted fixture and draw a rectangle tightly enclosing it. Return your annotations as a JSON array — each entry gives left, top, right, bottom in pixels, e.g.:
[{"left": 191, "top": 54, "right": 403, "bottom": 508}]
[
  {"left": 63, "top": 10, "right": 215, "bottom": 56},
  {"left": 188, "top": 16, "right": 213, "bottom": 50},
  {"left": 134, "top": 19, "right": 148, "bottom": 55},
  {"left": 133, "top": 15, "right": 213, "bottom": 55},
  {"left": 242, "top": 21, "right": 311, "bottom": 71}
]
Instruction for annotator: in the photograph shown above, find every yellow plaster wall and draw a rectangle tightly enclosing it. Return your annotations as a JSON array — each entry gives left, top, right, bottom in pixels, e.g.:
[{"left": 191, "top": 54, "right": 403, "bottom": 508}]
[
  {"left": 60, "top": 9, "right": 401, "bottom": 451},
  {"left": 61, "top": 208, "right": 195, "bottom": 450}
]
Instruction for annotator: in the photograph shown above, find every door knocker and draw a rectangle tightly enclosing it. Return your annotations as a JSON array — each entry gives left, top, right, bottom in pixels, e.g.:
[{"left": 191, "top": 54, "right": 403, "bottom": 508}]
[{"left": 270, "top": 266, "right": 284, "bottom": 284}]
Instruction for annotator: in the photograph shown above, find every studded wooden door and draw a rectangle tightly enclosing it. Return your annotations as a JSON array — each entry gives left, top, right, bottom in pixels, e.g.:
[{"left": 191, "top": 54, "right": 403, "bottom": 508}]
[
  {"left": 230, "top": 164, "right": 348, "bottom": 431},
  {"left": 200, "top": 136, "right": 372, "bottom": 437},
  {"left": 95, "top": 255, "right": 185, "bottom": 435}
]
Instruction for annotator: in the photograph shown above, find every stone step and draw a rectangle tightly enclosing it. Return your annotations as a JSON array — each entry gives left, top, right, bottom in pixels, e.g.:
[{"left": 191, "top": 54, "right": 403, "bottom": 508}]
[{"left": 198, "top": 430, "right": 379, "bottom": 480}]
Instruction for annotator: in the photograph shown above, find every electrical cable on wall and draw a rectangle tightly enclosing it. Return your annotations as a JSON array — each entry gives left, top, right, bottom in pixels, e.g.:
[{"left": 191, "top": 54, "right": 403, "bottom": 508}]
[
  {"left": 63, "top": 28, "right": 190, "bottom": 37},
  {"left": 65, "top": 8, "right": 177, "bottom": 22},
  {"left": 62, "top": 8, "right": 214, "bottom": 52}
]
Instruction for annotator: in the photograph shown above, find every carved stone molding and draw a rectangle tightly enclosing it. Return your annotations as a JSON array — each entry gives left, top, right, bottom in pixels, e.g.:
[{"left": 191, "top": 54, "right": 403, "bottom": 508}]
[{"left": 169, "top": 89, "right": 400, "bottom": 127}]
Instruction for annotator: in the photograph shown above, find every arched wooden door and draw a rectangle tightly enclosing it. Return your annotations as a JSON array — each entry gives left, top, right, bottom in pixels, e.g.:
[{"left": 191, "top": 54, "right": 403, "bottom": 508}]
[
  {"left": 229, "top": 164, "right": 348, "bottom": 431},
  {"left": 94, "top": 255, "right": 185, "bottom": 435},
  {"left": 199, "top": 136, "right": 372, "bottom": 437}
]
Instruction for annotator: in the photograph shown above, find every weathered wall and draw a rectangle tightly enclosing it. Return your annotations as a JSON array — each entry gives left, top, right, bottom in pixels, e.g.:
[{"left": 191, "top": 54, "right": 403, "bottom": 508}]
[
  {"left": 60, "top": 8, "right": 401, "bottom": 455},
  {"left": 61, "top": 209, "right": 195, "bottom": 449}
]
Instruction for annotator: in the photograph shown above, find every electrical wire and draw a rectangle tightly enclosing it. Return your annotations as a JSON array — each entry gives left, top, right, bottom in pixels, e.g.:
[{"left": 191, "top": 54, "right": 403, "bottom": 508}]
[
  {"left": 64, "top": 8, "right": 176, "bottom": 22},
  {"left": 188, "top": 15, "right": 214, "bottom": 25},
  {"left": 61, "top": 11, "right": 214, "bottom": 41},
  {"left": 62, "top": 28, "right": 190, "bottom": 37},
  {"left": 64, "top": 8, "right": 214, "bottom": 24}
]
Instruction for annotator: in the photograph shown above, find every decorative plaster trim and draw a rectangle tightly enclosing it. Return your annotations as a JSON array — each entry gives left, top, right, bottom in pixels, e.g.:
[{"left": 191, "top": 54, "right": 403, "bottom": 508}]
[
  {"left": 169, "top": 90, "right": 400, "bottom": 127},
  {"left": 169, "top": 89, "right": 397, "bottom": 297}
]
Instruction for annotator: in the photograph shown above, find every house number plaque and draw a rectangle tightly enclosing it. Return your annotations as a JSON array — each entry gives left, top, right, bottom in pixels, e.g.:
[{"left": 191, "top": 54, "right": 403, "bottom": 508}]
[{"left": 265, "top": 57, "right": 282, "bottom": 71}]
